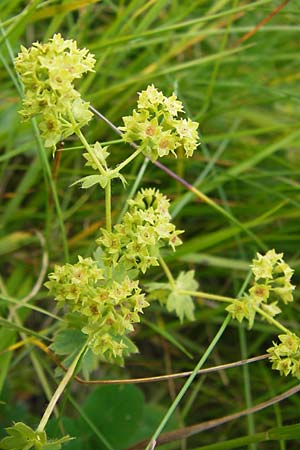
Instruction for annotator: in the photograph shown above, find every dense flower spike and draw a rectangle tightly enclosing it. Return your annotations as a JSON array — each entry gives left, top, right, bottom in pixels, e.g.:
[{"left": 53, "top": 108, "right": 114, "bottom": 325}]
[
  {"left": 14, "top": 33, "right": 95, "bottom": 147},
  {"left": 121, "top": 84, "right": 199, "bottom": 160},
  {"left": 97, "top": 188, "right": 183, "bottom": 273},
  {"left": 45, "top": 257, "right": 149, "bottom": 364},
  {"left": 226, "top": 250, "right": 295, "bottom": 328}
]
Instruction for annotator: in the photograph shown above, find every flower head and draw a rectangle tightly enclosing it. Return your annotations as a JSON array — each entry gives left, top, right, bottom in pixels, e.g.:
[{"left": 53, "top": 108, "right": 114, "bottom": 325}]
[
  {"left": 268, "top": 333, "right": 300, "bottom": 379},
  {"left": 45, "top": 256, "right": 149, "bottom": 365},
  {"left": 121, "top": 84, "right": 200, "bottom": 160},
  {"left": 15, "top": 33, "right": 95, "bottom": 147},
  {"left": 227, "top": 250, "right": 295, "bottom": 329},
  {"left": 97, "top": 188, "right": 183, "bottom": 274}
]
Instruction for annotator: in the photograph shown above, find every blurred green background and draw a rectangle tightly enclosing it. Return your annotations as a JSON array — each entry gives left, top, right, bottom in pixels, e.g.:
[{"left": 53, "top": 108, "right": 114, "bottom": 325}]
[{"left": 1, "top": 1, "right": 300, "bottom": 449}]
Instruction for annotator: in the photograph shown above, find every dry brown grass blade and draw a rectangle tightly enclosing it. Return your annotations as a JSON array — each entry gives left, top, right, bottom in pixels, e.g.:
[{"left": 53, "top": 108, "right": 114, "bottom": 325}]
[
  {"left": 2, "top": 337, "right": 268, "bottom": 386},
  {"left": 72, "top": 354, "right": 269, "bottom": 385},
  {"left": 233, "top": 0, "right": 291, "bottom": 47}
]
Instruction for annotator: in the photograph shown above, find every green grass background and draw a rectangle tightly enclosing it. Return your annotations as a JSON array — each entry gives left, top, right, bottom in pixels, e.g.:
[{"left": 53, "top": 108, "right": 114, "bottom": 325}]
[{"left": 0, "top": 1, "right": 300, "bottom": 449}]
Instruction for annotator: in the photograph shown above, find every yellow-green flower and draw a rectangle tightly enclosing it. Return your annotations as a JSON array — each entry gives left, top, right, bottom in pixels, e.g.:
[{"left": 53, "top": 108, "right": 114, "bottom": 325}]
[
  {"left": 121, "top": 84, "right": 199, "bottom": 160},
  {"left": 15, "top": 33, "right": 95, "bottom": 147}
]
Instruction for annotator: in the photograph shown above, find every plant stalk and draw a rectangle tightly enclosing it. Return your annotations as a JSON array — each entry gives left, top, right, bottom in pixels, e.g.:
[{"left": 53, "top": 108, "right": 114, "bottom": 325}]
[
  {"left": 254, "top": 306, "right": 291, "bottom": 335},
  {"left": 159, "top": 254, "right": 176, "bottom": 287},
  {"left": 37, "top": 345, "right": 86, "bottom": 432}
]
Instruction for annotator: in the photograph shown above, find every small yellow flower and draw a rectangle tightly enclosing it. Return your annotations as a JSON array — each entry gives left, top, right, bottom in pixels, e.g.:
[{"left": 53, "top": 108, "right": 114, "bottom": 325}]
[{"left": 121, "top": 84, "right": 200, "bottom": 160}]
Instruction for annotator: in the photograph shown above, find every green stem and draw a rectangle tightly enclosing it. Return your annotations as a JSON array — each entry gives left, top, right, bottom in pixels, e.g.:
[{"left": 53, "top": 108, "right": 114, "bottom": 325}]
[
  {"left": 69, "top": 111, "right": 113, "bottom": 235},
  {"left": 254, "top": 306, "right": 291, "bottom": 335},
  {"left": 159, "top": 254, "right": 176, "bottom": 287},
  {"left": 104, "top": 179, "right": 112, "bottom": 279},
  {"left": 116, "top": 156, "right": 149, "bottom": 223},
  {"left": 178, "top": 289, "right": 234, "bottom": 303},
  {"left": 239, "top": 324, "right": 256, "bottom": 450},
  {"left": 67, "top": 110, "right": 106, "bottom": 177},
  {"left": 105, "top": 179, "right": 112, "bottom": 233},
  {"left": 145, "top": 315, "right": 231, "bottom": 450},
  {"left": 31, "top": 120, "right": 69, "bottom": 262},
  {"left": 36, "top": 345, "right": 86, "bottom": 432},
  {"left": 111, "top": 147, "right": 142, "bottom": 174},
  {"left": 74, "top": 127, "right": 106, "bottom": 176}
]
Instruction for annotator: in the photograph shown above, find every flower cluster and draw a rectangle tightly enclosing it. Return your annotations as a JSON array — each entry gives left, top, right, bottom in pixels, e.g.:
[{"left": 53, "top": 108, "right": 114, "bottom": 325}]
[
  {"left": 14, "top": 33, "right": 95, "bottom": 147},
  {"left": 226, "top": 250, "right": 295, "bottom": 328},
  {"left": 268, "top": 333, "right": 300, "bottom": 379},
  {"left": 97, "top": 188, "right": 183, "bottom": 274},
  {"left": 45, "top": 256, "right": 149, "bottom": 364},
  {"left": 250, "top": 249, "right": 294, "bottom": 304},
  {"left": 121, "top": 84, "right": 199, "bottom": 160}
]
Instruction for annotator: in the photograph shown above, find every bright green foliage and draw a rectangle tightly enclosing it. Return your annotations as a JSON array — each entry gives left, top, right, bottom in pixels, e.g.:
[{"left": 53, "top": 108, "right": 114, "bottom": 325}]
[
  {"left": 2, "top": 3, "right": 300, "bottom": 448},
  {"left": 83, "top": 142, "right": 110, "bottom": 169},
  {"left": 0, "top": 422, "right": 71, "bottom": 450},
  {"left": 15, "top": 33, "right": 191, "bottom": 365},
  {"left": 121, "top": 84, "right": 199, "bottom": 160},
  {"left": 45, "top": 189, "right": 184, "bottom": 363},
  {"left": 50, "top": 327, "right": 87, "bottom": 358},
  {"left": 268, "top": 334, "right": 300, "bottom": 379},
  {"left": 226, "top": 249, "right": 295, "bottom": 328},
  {"left": 45, "top": 257, "right": 148, "bottom": 364},
  {"left": 97, "top": 188, "right": 183, "bottom": 273},
  {"left": 49, "top": 325, "right": 118, "bottom": 377},
  {"left": 14, "top": 33, "right": 95, "bottom": 147},
  {"left": 72, "top": 141, "right": 127, "bottom": 189},
  {"left": 147, "top": 270, "right": 198, "bottom": 322},
  {"left": 166, "top": 271, "right": 198, "bottom": 322}
]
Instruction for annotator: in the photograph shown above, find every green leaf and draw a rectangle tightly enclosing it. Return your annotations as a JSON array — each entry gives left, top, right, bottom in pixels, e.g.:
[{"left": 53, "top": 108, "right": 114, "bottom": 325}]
[
  {"left": 0, "top": 422, "right": 71, "bottom": 450},
  {"left": 71, "top": 175, "right": 108, "bottom": 189},
  {"left": 46, "top": 418, "right": 86, "bottom": 450},
  {"left": 50, "top": 327, "right": 88, "bottom": 376},
  {"left": 0, "top": 422, "right": 36, "bottom": 450},
  {"left": 147, "top": 271, "right": 198, "bottom": 322},
  {"left": 175, "top": 270, "right": 198, "bottom": 292},
  {"left": 113, "top": 172, "right": 127, "bottom": 188},
  {"left": 42, "top": 436, "right": 73, "bottom": 450},
  {"left": 83, "top": 385, "right": 144, "bottom": 450},
  {"left": 127, "top": 403, "right": 178, "bottom": 447},
  {"left": 167, "top": 291, "right": 195, "bottom": 322},
  {"left": 165, "top": 271, "right": 198, "bottom": 322},
  {"left": 50, "top": 328, "right": 87, "bottom": 356}
]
